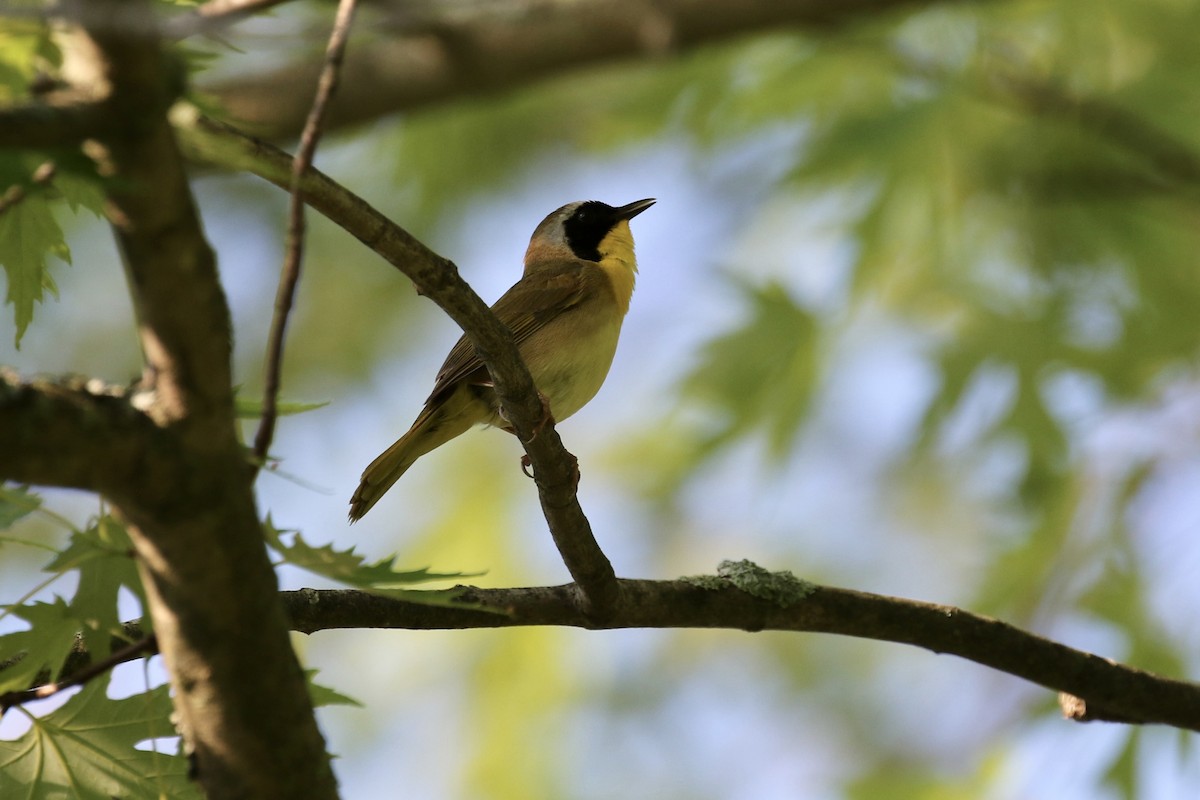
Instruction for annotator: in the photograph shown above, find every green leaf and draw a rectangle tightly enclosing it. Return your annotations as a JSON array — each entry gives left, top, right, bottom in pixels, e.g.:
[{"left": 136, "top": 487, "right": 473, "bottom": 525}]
[
  {"left": 0, "top": 516, "right": 144, "bottom": 694},
  {"left": 305, "top": 669, "right": 362, "bottom": 709},
  {"left": 264, "top": 517, "right": 469, "bottom": 592},
  {"left": 0, "top": 484, "right": 40, "bottom": 529},
  {"left": 0, "top": 598, "right": 80, "bottom": 694},
  {"left": 0, "top": 677, "right": 199, "bottom": 800},
  {"left": 234, "top": 395, "right": 330, "bottom": 419},
  {"left": 1101, "top": 728, "right": 1138, "bottom": 799},
  {"left": 681, "top": 280, "right": 820, "bottom": 460},
  {"left": 0, "top": 190, "right": 70, "bottom": 347},
  {"left": 50, "top": 165, "right": 107, "bottom": 216},
  {"left": 0, "top": 17, "right": 56, "bottom": 100},
  {"left": 45, "top": 516, "right": 145, "bottom": 660}
]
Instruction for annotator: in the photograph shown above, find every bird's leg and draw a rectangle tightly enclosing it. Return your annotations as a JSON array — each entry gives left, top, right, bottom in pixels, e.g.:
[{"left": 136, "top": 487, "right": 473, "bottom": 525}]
[
  {"left": 519, "top": 390, "right": 556, "bottom": 478},
  {"left": 498, "top": 390, "right": 555, "bottom": 441},
  {"left": 497, "top": 390, "right": 555, "bottom": 478},
  {"left": 523, "top": 389, "right": 556, "bottom": 443},
  {"left": 510, "top": 391, "right": 578, "bottom": 488}
]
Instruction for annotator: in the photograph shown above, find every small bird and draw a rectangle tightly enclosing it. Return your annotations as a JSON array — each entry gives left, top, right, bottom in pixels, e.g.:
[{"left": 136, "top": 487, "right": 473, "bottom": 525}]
[{"left": 349, "top": 198, "right": 655, "bottom": 521}]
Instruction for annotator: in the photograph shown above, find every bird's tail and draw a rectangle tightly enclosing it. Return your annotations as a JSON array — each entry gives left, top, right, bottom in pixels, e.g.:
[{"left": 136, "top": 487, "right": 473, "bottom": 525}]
[{"left": 348, "top": 398, "right": 476, "bottom": 521}]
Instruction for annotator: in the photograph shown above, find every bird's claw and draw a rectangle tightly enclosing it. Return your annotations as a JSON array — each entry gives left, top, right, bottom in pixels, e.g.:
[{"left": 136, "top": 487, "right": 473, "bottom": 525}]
[
  {"left": 519, "top": 451, "right": 580, "bottom": 488},
  {"left": 518, "top": 390, "right": 556, "bottom": 444}
]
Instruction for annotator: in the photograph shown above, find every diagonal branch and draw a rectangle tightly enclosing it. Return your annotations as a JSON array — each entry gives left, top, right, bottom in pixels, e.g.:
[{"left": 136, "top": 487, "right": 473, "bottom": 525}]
[
  {"left": 990, "top": 66, "right": 1200, "bottom": 193},
  {"left": 0, "top": 636, "right": 158, "bottom": 714},
  {"left": 177, "top": 110, "right": 620, "bottom": 615},
  {"left": 253, "top": 0, "right": 359, "bottom": 469}
]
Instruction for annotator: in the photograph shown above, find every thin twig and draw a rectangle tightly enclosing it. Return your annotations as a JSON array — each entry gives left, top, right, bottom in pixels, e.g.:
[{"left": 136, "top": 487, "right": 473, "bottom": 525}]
[
  {"left": 252, "top": 0, "right": 359, "bottom": 471},
  {"left": 0, "top": 635, "right": 158, "bottom": 715}
]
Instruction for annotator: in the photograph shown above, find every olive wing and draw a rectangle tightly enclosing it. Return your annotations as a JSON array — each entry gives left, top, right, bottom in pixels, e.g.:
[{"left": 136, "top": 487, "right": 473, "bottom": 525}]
[{"left": 425, "top": 263, "right": 591, "bottom": 404}]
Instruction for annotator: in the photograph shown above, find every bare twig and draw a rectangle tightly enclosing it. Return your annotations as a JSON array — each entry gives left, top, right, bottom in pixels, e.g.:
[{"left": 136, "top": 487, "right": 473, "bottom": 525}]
[
  {"left": 0, "top": 635, "right": 158, "bottom": 715},
  {"left": 252, "top": 0, "right": 358, "bottom": 470}
]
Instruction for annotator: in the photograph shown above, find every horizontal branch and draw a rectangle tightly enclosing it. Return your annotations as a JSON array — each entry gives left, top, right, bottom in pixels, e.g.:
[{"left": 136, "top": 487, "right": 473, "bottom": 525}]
[
  {"left": 203, "top": 0, "right": 973, "bottom": 138},
  {"left": 175, "top": 109, "right": 619, "bottom": 614},
  {"left": 0, "top": 370, "right": 169, "bottom": 498},
  {"left": 9, "top": 573, "right": 1196, "bottom": 732},
  {"left": 277, "top": 579, "right": 1200, "bottom": 732},
  {"left": 0, "top": 99, "right": 122, "bottom": 149}
]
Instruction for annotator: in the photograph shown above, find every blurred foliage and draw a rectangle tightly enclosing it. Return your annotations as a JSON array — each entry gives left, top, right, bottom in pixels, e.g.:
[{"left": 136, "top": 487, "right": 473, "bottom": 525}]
[
  {"left": 3, "top": 0, "right": 1200, "bottom": 798},
  {"left": 681, "top": 281, "right": 820, "bottom": 462}
]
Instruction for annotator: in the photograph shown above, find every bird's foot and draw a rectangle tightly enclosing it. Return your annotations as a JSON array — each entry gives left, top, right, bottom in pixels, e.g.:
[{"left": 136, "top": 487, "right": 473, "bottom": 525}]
[
  {"left": 518, "top": 391, "right": 565, "bottom": 480},
  {"left": 520, "top": 451, "right": 580, "bottom": 488},
  {"left": 519, "top": 390, "right": 555, "bottom": 444}
]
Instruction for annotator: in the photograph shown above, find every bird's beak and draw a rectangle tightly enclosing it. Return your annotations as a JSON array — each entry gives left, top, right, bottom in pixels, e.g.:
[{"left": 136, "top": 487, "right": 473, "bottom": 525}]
[{"left": 614, "top": 198, "right": 656, "bottom": 221}]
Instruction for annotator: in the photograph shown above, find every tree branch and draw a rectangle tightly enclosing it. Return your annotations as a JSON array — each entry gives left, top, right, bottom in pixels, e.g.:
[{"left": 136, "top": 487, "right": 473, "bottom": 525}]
[
  {"left": 9, "top": 574, "right": 1198, "bottom": 733},
  {"left": 162, "top": 0, "right": 292, "bottom": 39},
  {"left": 0, "top": 371, "right": 167, "bottom": 495},
  {"left": 0, "top": 636, "right": 158, "bottom": 714},
  {"left": 0, "top": 99, "right": 122, "bottom": 149},
  {"left": 279, "top": 579, "right": 1200, "bottom": 733},
  {"left": 176, "top": 110, "right": 620, "bottom": 615},
  {"left": 253, "top": 0, "right": 359, "bottom": 468},
  {"left": 991, "top": 66, "right": 1200, "bottom": 193},
  {"left": 50, "top": 3, "right": 340, "bottom": 797},
  {"left": 201, "top": 0, "right": 978, "bottom": 139}
]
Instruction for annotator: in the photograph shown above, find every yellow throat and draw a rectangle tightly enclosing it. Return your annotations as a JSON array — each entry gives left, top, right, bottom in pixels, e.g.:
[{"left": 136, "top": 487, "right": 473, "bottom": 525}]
[{"left": 596, "top": 219, "right": 638, "bottom": 315}]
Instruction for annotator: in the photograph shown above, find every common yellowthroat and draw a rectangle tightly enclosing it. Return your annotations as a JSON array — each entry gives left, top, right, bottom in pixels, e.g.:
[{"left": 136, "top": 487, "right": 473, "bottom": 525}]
[{"left": 349, "top": 198, "right": 655, "bottom": 521}]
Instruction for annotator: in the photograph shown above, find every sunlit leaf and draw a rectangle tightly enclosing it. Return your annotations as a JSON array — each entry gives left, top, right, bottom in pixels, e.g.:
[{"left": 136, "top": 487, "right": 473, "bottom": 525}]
[
  {"left": 45, "top": 516, "right": 145, "bottom": 661},
  {"left": 234, "top": 395, "right": 330, "bottom": 419},
  {"left": 0, "top": 484, "right": 40, "bottom": 530},
  {"left": 0, "top": 598, "right": 79, "bottom": 695},
  {"left": 264, "top": 516, "right": 469, "bottom": 593},
  {"left": 305, "top": 669, "right": 362, "bottom": 709},
  {"left": 0, "top": 677, "right": 197, "bottom": 800},
  {"left": 0, "top": 188, "right": 70, "bottom": 347}
]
